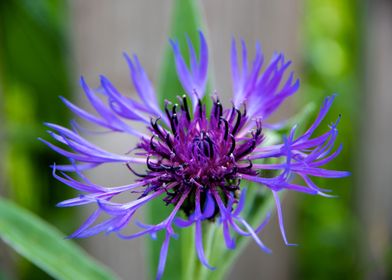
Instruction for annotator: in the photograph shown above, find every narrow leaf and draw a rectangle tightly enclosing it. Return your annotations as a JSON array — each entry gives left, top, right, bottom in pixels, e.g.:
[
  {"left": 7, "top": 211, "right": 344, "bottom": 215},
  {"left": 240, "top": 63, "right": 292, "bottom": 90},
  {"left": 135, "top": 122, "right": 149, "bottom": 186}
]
[{"left": 0, "top": 197, "right": 118, "bottom": 280}]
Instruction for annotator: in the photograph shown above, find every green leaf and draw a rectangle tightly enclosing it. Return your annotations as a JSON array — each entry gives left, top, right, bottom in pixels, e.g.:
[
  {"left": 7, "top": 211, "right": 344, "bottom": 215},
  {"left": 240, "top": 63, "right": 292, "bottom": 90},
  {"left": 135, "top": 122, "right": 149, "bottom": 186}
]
[{"left": 0, "top": 197, "right": 118, "bottom": 280}]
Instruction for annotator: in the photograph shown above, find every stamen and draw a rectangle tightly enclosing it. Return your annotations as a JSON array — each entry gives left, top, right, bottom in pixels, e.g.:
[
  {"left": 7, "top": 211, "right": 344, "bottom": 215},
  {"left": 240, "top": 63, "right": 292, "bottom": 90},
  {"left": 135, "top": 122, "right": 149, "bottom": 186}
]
[
  {"left": 165, "top": 103, "right": 177, "bottom": 135},
  {"left": 159, "top": 164, "right": 180, "bottom": 172},
  {"left": 169, "top": 116, "right": 177, "bottom": 135},
  {"left": 172, "top": 113, "right": 178, "bottom": 126},
  {"left": 158, "top": 176, "right": 174, "bottom": 183},
  {"left": 149, "top": 135, "right": 157, "bottom": 151},
  {"left": 164, "top": 101, "right": 172, "bottom": 119},
  {"left": 172, "top": 105, "right": 179, "bottom": 126},
  {"left": 198, "top": 99, "right": 203, "bottom": 119},
  {"left": 237, "top": 159, "right": 254, "bottom": 175},
  {"left": 235, "top": 139, "right": 256, "bottom": 159},
  {"left": 165, "top": 133, "right": 173, "bottom": 150},
  {"left": 126, "top": 163, "right": 146, "bottom": 177},
  {"left": 255, "top": 120, "right": 263, "bottom": 136},
  {"left": 228, "top": 134, "right": 236, "bottom": 155},
  {"left": 182, "top": 95, "right": 191, "bottom": 121},
  {"left": 219, "top": 117, "right": 229, "bottom": 140},
  {"left": 150, "top": 118, "right": 164, "bottom": 139},
  {"left": 205, "top": 135, "right": 214, "bottom": 159},
  {"left": 217, "top": 100, "right": 223, "bottom": 118},
  {"left": 146, "top": 156, "right": 162, "bottom": 172},
  {"left": 172, "top": 104, "right": 178, "bottom": 115},
  {"left": 148, "top": 137, "right": 166, "bottom": 159},
  {"left": 232, "top": 109, "right": 242, "bottom": 135},
  {"left": 213, "top": 99, "right": 223, "bottom": 119},
  {"left": 228, "top": 107, "right": 236, "bottom": 123}
]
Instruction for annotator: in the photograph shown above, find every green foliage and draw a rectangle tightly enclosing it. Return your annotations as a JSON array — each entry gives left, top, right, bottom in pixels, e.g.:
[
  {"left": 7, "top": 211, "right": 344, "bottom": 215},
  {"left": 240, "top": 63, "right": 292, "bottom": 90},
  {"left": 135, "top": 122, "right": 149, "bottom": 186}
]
[
  {"left": 0, "top": 0, "right": 75, "bottom": 278},
  {"left": 0, "top": 197, "right": 118, "bottom": 280},
  {"left": 297, "top": 0, "right": 362, "bottom": 279}
]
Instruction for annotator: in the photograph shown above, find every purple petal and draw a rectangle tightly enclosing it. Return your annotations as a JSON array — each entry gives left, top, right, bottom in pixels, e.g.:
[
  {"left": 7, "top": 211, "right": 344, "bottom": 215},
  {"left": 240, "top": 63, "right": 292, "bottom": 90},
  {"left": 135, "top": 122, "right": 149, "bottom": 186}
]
[
  {"left": 67, "top": 209, "right": 102, "bottom": 238},
  {"left": 255, "top": 212, "right": 272, "bottom": 233},
  {"left": 237, "top": 216, "right": 272, "bottom": 253},
  {"left": 123, "top": 53, "right": 164, "bottom": 120},
  {"left": 100, "top": 75, "right": 149, "bottom": 123},
  {"left": 170, "top": 32, "right": 208, "bottom": 109},
  {"left": 195, "top": 220, "right": 215, "bottom": 269},
  {"left": 156, "top": 231, "right": 171, "bottom": 280},
  {"left": 272, "top": 191, "right": 297, "bottom": 246},
  {"left": 233, "top": 188, "right": 247, "bottom": 216},
  {"left": 202, "top": 191, "right": 215, "bottom": 219},
  {"left": 80, "top": 77, "right": 145, "bottom": 136}
]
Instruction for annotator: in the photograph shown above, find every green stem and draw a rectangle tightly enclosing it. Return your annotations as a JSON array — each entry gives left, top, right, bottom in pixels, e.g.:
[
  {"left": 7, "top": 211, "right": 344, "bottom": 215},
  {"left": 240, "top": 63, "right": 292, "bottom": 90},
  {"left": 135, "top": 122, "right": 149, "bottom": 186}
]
[
  {"left": 183, "top": 226, "right": 197, "bottom": 280},
  {"left": 212, "top": 191, "right": 275, "bottom": 280}
]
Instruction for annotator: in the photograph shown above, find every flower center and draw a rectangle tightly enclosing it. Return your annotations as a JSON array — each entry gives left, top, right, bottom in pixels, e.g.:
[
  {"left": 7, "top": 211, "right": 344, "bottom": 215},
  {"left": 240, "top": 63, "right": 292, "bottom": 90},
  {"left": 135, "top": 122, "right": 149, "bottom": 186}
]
[{"left": 133, "top": 95, "right": 263, "bottom": 217}]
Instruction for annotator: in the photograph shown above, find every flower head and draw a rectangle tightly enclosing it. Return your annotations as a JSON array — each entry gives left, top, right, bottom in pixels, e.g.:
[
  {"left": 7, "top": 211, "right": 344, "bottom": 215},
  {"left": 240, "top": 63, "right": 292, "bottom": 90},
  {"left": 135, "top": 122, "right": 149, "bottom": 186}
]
[{"left": 42, "top": 31, "right": 349, "bottom": 279}]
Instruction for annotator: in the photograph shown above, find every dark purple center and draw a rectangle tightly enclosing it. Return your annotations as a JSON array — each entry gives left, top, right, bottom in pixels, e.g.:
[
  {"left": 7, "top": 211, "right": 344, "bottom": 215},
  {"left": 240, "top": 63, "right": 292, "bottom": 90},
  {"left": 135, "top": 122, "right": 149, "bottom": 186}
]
[{"left": 132, "top": 95, "right": 263, "bottom": 217}]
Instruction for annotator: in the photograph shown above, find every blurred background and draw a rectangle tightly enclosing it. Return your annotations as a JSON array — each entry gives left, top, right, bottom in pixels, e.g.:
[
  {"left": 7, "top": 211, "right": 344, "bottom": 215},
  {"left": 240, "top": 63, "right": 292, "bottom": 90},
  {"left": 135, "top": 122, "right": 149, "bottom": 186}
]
[{"left": 0, "top": 0, "right": 391, "bottom": 279}]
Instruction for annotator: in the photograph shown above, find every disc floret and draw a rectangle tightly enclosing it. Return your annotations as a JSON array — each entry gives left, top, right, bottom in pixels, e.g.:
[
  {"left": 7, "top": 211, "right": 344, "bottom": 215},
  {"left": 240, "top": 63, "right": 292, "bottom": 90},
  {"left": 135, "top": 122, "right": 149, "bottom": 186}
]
[{"left": 136, "top": 96, "right": 262, "bottom": 217}]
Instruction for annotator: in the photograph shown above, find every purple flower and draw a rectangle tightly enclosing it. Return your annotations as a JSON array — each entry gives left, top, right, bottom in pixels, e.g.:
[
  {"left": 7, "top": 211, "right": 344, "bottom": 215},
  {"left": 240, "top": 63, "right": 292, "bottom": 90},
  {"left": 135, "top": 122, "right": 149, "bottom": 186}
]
[{"left": 42, "top": 31, "right": 349, "bottom": 280}]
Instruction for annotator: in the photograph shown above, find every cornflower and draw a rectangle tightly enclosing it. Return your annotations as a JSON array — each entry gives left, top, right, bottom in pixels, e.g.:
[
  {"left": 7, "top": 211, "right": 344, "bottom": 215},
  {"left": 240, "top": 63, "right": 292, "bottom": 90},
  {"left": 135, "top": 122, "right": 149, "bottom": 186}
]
[{"left": 42, "top": 32, "right": 349, "bottom": 280}]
